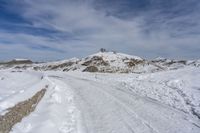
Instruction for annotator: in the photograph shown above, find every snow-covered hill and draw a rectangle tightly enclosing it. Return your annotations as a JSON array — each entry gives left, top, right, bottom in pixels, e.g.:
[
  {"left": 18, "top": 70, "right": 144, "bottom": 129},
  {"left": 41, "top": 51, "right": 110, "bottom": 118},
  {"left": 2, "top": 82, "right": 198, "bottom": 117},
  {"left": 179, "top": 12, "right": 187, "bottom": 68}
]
[
  {"left": 0, "top": 59, "right": 33, "bottom": 69},
  {"left": 80, "top": 52, "right": 146, "bottom": 73},
  {"left": 151, "top": 57, "right": 200, "bottom": 70},
  {"left": 0, "top": 51, "right": 199, "bottom": 73}
]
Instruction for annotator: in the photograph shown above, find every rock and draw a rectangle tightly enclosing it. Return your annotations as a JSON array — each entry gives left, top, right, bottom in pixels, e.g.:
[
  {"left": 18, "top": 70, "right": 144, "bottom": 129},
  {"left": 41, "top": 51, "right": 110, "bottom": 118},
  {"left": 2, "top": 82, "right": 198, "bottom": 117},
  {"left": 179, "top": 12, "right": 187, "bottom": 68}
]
[{"left": 83, "top": 66, "right": 98, "bottom": 72}]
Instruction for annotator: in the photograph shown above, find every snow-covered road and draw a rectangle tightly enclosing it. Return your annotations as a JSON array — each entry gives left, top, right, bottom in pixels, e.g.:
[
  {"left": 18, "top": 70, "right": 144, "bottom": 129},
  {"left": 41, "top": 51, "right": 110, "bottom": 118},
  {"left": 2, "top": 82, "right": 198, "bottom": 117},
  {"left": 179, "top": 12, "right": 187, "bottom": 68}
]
[
  {"left": 57, "top": 74, "right": 200, "bottom": 133},
  {"left": 0, "top": 69, "right": 200, "bottom": 133}
]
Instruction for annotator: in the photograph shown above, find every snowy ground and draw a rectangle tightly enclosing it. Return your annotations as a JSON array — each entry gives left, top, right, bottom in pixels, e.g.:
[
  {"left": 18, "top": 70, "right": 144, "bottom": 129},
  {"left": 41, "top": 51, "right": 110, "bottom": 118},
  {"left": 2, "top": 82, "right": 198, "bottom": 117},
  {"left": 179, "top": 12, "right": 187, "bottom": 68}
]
[{"left": 0, "top": 67, "right": 200, "bottom": 133}]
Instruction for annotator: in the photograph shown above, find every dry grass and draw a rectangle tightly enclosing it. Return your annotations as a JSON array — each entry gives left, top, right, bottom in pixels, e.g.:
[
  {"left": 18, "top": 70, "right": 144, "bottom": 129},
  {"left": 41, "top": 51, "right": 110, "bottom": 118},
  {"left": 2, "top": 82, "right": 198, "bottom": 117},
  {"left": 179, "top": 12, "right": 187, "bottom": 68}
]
[{"left": 0, "top": 87, "right": 47, "bottom": 133}]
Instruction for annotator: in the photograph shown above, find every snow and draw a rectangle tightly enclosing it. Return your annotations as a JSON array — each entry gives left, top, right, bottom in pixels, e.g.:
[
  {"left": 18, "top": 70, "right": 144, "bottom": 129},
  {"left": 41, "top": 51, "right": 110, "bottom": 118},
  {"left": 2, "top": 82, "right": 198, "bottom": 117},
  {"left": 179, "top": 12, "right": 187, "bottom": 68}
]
[
  {"left": 0, "top": 70, "right": 44, "bottom": 112},
  {"left": 41, "top": 57, "right": 79, "bottom": 66},
  {"left": 87, "top": 52, "right": 143, "bottom": 68},
  {"left": 7, "top": 73, "right": 81, "bottom": 133},
  {"left": 0, "top": 66, "right": 200, "bottom": 133},
  {"left": 89, "top": 52, "right": 143, "bottom": 61},
  {"left": 12, "top": 59, "right": 31, "bottom": 61}
]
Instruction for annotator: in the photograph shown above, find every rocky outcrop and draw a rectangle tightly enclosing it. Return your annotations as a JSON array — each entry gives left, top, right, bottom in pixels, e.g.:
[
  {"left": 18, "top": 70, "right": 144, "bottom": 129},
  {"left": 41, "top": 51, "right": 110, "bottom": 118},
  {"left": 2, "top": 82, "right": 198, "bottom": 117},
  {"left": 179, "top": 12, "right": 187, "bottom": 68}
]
[{"left": 83, "top": 66, "right": 98, "bottom": 72}]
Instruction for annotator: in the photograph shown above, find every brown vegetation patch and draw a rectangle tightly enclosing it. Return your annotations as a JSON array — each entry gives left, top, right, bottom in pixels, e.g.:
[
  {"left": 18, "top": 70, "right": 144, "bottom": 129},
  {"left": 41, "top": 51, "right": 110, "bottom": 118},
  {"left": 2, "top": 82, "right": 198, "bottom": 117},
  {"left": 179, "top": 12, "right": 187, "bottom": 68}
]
[{"left": 0, "top": 87, "right": 47, "bottom": 133}]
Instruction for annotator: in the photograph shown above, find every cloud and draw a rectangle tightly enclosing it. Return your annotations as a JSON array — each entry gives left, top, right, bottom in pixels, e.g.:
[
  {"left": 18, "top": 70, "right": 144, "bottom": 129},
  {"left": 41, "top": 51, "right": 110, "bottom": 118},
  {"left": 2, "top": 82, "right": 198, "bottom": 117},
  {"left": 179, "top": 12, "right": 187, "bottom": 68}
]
[{"left": 0, "top": 0, "right": 200, "bottom": 61}]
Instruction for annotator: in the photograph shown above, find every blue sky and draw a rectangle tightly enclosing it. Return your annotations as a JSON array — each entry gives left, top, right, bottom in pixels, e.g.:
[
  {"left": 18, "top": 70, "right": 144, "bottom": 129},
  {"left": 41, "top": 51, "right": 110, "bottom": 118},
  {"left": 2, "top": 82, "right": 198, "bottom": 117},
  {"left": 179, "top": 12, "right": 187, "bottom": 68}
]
[{"left": 0, "top": 0, "right": 200, "bottom": 61}]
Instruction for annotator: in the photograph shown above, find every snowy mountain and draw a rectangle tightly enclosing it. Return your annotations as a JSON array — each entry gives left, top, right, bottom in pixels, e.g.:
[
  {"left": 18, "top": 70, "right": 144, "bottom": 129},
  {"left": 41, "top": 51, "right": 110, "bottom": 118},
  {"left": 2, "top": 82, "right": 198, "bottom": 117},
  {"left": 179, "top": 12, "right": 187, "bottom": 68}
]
[
  {"left": 0, "top": 51, "right": 199, "bottom": 73},
  {"left": 150, "top": 58, "right": 200, "bottom": 70},
  {"left": 32, "top": 51, "right": 157, "bottom": 73},
  {"left": 80, "top": 52, "right": 145, "bottom": 73},
  {"left": 0, "top": 59, "right": 33, "bottom": 70},
  {"left": 0, "top": 59, "right": 32, "bottom": 64}
]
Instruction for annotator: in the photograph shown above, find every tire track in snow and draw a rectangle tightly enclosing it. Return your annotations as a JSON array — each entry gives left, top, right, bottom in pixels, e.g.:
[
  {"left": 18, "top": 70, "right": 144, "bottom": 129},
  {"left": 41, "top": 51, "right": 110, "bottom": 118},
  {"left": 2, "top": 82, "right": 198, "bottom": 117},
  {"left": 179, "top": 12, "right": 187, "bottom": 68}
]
[
  {"left": 87, "top": 80, "right": 159, "bottom": 133},
  {"left": 45, "top": 76, "right": 81, "bottom": 133},
  {"left": 164, "top": 81, "right": 200, "bottom": 120},
  {"left": 63, "top": 76, "right": 160, "bottom": 133},
  {"left": 62, "top": 75, "right": 200, "bottom": 133}
]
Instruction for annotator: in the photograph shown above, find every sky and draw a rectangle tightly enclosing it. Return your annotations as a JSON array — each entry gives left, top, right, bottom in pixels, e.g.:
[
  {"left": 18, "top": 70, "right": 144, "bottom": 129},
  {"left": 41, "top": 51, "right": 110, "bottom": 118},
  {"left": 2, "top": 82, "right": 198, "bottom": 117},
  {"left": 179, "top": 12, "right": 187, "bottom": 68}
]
[{"left": 0, "top": 0, "right": 200, "bottom": 61}]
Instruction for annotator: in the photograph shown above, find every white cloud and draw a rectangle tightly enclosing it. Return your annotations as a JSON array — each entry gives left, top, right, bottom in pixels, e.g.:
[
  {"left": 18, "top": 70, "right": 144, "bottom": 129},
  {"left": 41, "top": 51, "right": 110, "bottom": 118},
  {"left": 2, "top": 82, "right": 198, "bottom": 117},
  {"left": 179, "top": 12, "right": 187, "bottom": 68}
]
[{"left": 1, "top": 0, "right": 200, "bottom": 60}]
